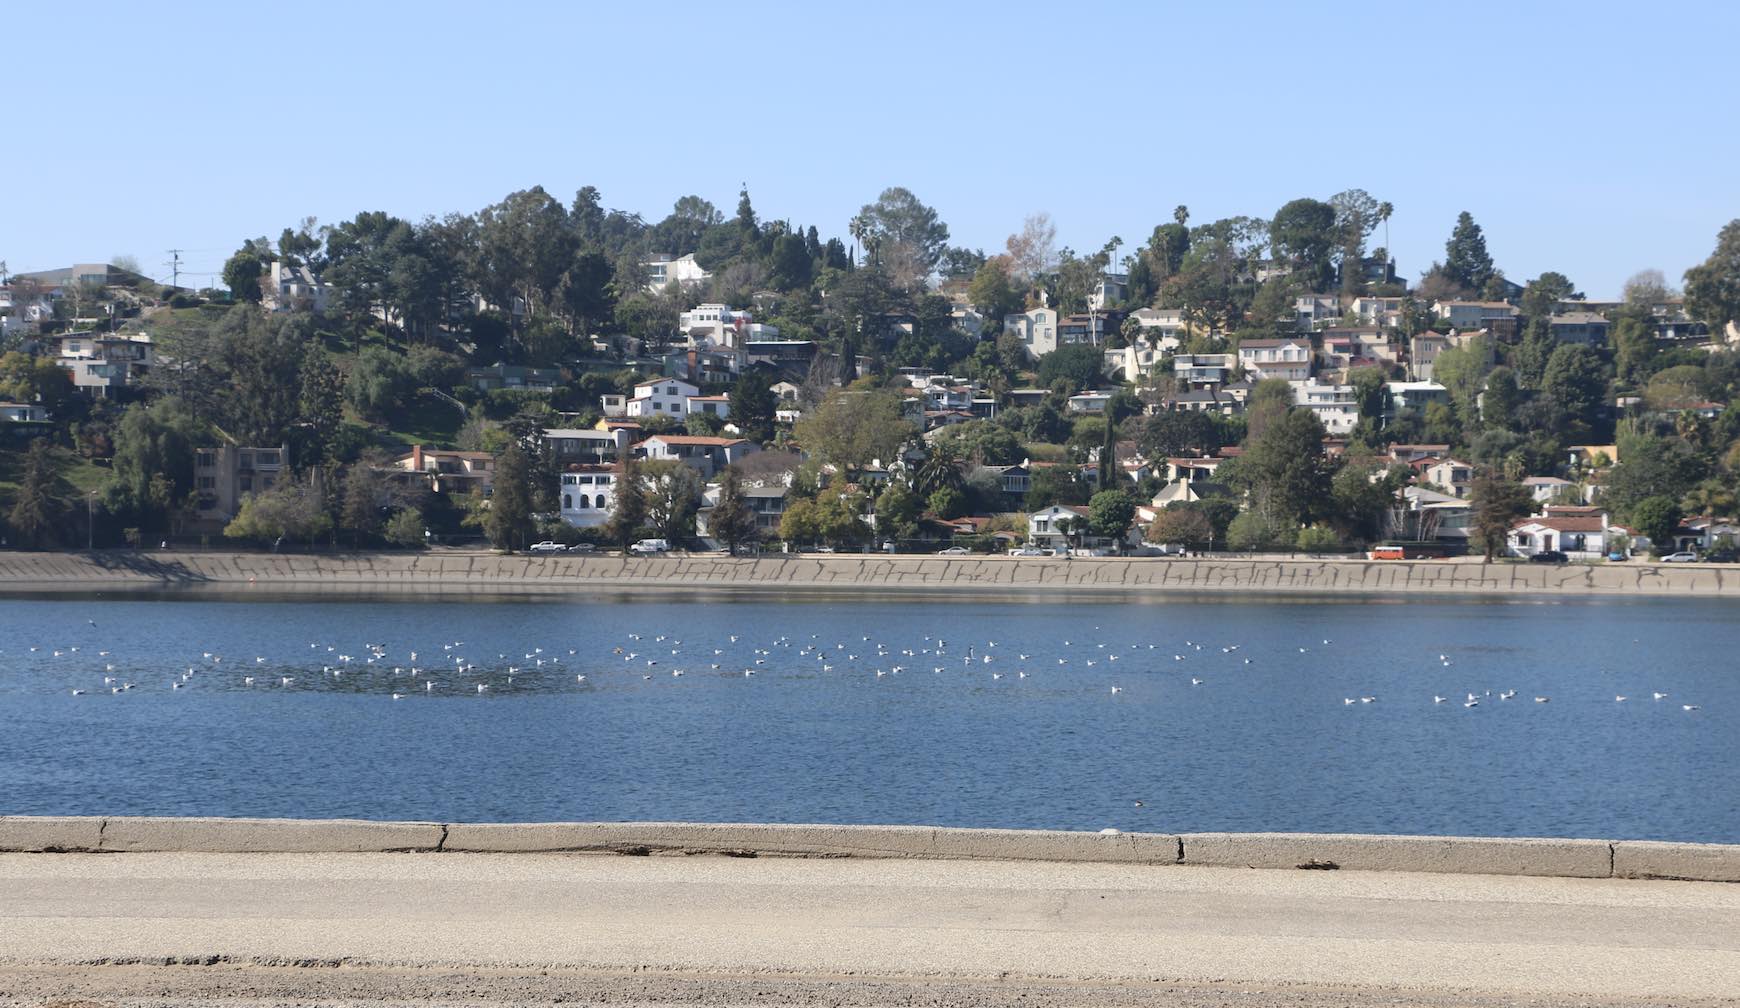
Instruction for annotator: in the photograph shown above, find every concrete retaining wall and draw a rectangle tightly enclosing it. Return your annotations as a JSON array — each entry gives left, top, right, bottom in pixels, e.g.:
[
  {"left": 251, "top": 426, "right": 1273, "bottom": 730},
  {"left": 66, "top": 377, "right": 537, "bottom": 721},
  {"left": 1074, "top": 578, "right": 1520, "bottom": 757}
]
[
  {"left": 3, "top": 818, "right": 1736, "bottom": 882},
  {"left": 2, "top": 550, "right": 1738, "bottom": 597}
]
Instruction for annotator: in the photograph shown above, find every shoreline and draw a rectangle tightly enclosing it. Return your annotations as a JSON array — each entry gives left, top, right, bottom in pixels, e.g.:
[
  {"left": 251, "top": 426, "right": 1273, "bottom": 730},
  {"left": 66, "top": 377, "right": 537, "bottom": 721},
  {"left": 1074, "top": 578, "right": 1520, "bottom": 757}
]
[
  {"left": 2, "top": 550, "right": 1738, "bottom": 598},
  {"left": 2, "top": 816, "right": 1736, "bottom": 882}
]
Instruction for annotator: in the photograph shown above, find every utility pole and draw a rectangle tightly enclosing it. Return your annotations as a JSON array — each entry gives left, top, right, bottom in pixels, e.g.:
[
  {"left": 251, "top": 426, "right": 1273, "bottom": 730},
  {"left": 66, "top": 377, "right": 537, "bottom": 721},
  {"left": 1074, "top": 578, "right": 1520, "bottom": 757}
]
[{"left": 165, "top": 249, "right": 183, "bottom": 291}]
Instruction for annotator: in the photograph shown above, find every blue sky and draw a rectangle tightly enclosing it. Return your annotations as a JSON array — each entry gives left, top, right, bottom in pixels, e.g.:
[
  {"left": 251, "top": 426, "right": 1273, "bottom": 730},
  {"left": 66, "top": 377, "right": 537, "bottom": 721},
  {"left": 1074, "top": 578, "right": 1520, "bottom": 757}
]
[{"left": 9, "top": 1, "right": 1737, "bottom": 299}]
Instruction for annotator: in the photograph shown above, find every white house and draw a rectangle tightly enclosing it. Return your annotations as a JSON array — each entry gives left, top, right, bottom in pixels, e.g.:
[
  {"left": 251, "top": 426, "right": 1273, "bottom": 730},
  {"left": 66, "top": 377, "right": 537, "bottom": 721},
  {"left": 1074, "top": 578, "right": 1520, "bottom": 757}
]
[
  {"left": 544, "top": 427, "right": 633, "bottom": 466},
  {"left": 640, "top": 435, "right": 757, "bottom": 478},
  {"left": 1508, "top": 515, "right": 1611, "bottom": 559},
  {"left": 559, "top": 465, "right": 619, "bottom": 528},
  {"left": 685, "top": 393, "right": 731, "bottom": 421},
  {"left": 0, "top": 402, "right": 48, "bottom": 422},
  {"left": 1387, "top": 381, "right": 1449, "bottom": 414},
  {"left": 1351, "top": 296, "right": 1405, "bottom": 328},
  {"left": 1419, "top": 457, "right": 1474, "bottom": 498},
  {"left": 626, "top": 377, "right": 702, "bottom": 418},
  {"left": 1237, "top": 338, "right": 1312, "bottom": 381},
  {"left": 1434, "top": 300, "right": 1518, "bottom": 329},
  {"left": 265, "top": 261, "right": 332, "bottom": 313},
  {"left": 1128, "top": 307, "right": 1188, "bottom": 339},
  {"left": 56, "top": 332, "right": 155, "bottom": 396},
  {"left": 644, "top": 253, "right": 711, "bottom": 293},
  {"left": 1174, "top": 353, "right": 1236, "bottom": 389},
  {"left": 1003, "top": 306, "right": 1059, "bottom": 360},
  {"left": 1294, "top": 294, "right": 1342, "bottom": 331},
  {"left": 1292, "top": 379, "right": 1360, "bottom": 434},
  {"left": 1026, "top": 504, "right": 1092, "bottom": 552},
  {"left": 1523, "top": 475, "right": 1574, "bottom": 504}
]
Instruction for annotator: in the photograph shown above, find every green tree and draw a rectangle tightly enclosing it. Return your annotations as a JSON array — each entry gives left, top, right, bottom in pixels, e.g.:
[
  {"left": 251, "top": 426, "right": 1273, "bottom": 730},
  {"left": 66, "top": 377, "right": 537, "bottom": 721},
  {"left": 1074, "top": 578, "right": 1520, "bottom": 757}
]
[
  {"left": 606, "top": 458, "right": 649, "bottom": 553},
  {"left": 224, "top": 479, "right": 332, "bottom": 546},
  {"left": 110, "top": 398, "right": 205, "bottom": 529},
  {"left": 222, "top": 247, "right": 265, "bottom": 302},
  {"left": 339, "top": 462, "right": 388, "bottom": 546},
  {"left": 1467, "top": 469, "right": 1532, "bottom": 561},
  {"left": 1025, "top": 465, "right": 1088, "bottom": 508},
  {"left": 1146, "top": 505, "right": 1212, "bottom": 548},
  {"left": 932, "top": 420, "right": 1023, "bottom": 466},
  {"left": 1296, "top": 525, "right": 1341, "bottom": 553},
  {"left": 1630, "top": 496, "right": 1683, "bottom": 553},
  {"left": 1269, "top": 198, "right": 1339, "bottom": 291},
  {"left": 1226, "top": 510, "right": 1280, "bottom": 551},
  {"left": 1444, "top": 211, "right": 1496, "bottom": 293},
  {"left": 640, "top": 459, "right": 702, "bottom": 542},
  {"left": 383, "top": 508, "right": 426, "bottom": 548},
  {"left": 1087, "top": 489, "right": 1136, "bottom": 543},
  {"left": 1684, "top": 219, "right": 1740, "bottom": 333},
  {"left": 1138, "top": 410, "right": 1225, "bottom": 460},
  {"left": 1520, "top": 271, "right": 1577, "bottom": 320},
  {"left": 778, "top": 499, "right": 820, "bottom": 546},
  {"left": 967, "top": 256, "right": 1024, "bottom": 323},
  {"left": 874, "top": 479, "right": 921, "bottom": 539},
  {"left": 1482, "top": 366, "right": 1521, "bottom": 430},
  {"left": 0, "top": 351, "right": 74, "bottom": 416},
  {"left": 296, "top": 345, "right": 345, "bottom": 467},
  {"left": 484, "top": 442, "right": 535, "bottom": 552},
  {"left": 1540, "top": 343, "right": 1608, "bottom": 434},
  {"left": 856, "top": 186, "right": 950, "bottom": 288},
  {"left": 1350, "top": 366, "right": 1389, "bottom": 423},
  {"left": 710, "top": 469, "right": 759, "bottom": 553},
  {"left": 6, "top": 439, "right": 63, "bottom": 547},
  {"left": 1226, "top": 408, "right": 1331, "bottom": 528},
  {"left": 793, "top": 389, "right": 914, "bottom": 479},
  {"left": 928, "top": 486, "right": 966, "bottom": 519},
  {"left": 1034, "top": 344, "right": 1104, "bottom": 390}
]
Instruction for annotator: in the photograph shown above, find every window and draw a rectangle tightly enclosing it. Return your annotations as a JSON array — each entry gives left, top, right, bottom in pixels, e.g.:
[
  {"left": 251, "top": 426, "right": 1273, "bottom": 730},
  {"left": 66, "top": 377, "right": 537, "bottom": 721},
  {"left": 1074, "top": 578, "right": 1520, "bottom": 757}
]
[
  {"left": 563, "top": 494, "right": 572, "bottom": 509},
  {"left": 197, "top": 476, "right": 216, "bottom": 490},
  {"left": 238, "top": 452, "right": 253, "bottom": 469},
  {"left": 578, "top": 494, "right": 589, "bottom": 509},
  {"left": 240, "top": 477, "right": 253, "bottom": 492},
  {"left": 256, "top": 450, "right": 279, "bottom": 466},
  {"left": 196, "top": 453, "right": 214, "bottom": 469}
]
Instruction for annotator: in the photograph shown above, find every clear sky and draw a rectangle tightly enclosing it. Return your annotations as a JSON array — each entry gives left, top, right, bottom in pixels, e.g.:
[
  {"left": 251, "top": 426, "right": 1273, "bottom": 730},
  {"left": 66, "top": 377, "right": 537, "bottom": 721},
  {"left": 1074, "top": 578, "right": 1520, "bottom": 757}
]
[{"left": 8, "top": 1, "right": 1737, "bottom": 300}]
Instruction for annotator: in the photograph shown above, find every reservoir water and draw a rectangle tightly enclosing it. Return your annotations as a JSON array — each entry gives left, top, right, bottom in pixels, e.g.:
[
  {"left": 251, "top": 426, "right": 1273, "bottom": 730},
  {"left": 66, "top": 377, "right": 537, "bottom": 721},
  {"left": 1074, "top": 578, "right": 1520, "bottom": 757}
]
[{"left": 2, "top": 590, "right": 1736, "bottom": 842}]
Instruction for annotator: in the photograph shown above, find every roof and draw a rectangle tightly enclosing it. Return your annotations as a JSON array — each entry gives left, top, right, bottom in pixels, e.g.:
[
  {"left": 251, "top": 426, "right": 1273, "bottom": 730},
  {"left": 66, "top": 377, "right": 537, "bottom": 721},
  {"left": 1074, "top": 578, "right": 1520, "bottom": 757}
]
[
  {"left": 687, "top": 394, "right": 730, "bottom": 402},
  {"left": 544, "top": 428, "right": 618, "bottom": 439},
  {"left": 1515, "top": 517, "right": 1607, "bottom": 533},
  {"left": 1522, "top": 476, "right": 1571, "bottom": 486},
  {"left": 635, "top": 377, "right": 695, "bottom": 389},
  {"left": 646, "top": 435, "right": 748, "bottom": 447},
  {"left": 1550, "top": 312, "right": 1609, "bottom": 325}
]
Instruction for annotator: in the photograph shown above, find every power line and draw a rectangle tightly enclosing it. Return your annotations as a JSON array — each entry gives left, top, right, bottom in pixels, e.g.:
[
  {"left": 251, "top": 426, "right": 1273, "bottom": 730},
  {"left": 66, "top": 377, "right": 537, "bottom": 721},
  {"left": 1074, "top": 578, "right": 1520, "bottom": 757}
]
[{"left": 164, "top": 249, "right": 183, "bottom": 290}]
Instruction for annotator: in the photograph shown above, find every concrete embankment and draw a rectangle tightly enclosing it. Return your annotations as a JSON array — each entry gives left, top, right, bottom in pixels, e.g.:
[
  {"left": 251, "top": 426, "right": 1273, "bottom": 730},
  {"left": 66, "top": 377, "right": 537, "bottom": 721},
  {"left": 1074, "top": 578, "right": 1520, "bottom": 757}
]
[
  {"left": 2, "top": 549, "right": 1738, "bottom": 596},
  {"left": 2, "top": 817, "right": 1735, "bottom": 882}
]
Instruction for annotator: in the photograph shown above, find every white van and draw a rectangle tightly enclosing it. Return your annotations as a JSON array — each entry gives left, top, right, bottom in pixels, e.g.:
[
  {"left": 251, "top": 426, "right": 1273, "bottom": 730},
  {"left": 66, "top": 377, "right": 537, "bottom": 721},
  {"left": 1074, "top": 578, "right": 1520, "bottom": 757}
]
[{"left": 629, "top": 539, "right": 670, "bottom": 555}]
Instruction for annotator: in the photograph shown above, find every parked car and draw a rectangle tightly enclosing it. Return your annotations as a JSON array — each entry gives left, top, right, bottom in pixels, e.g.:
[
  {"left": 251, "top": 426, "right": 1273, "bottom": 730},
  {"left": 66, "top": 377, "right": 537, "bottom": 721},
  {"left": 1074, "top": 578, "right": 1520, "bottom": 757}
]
[
  {"left": 1528, "top": 550, "right": 1568, "bottom": 564},
  {"left": 528, "top": 541, "right": 567, "bottom": 553},
  {"left": 936, "top": 546, "right": 970, "bottom": 555},
  {"left": 1009, "top": 546, "right": 1048, "bottom": 557},
  {"left": 1660, "top": 551, "right": 1700, "bottom": 563},
  {"left": 1704, "top": 548, "right": 1737, "bottom": 563},
  {"left": 629, "top": 539, "right": 670, "bottom": 555},
  {"left": 566, "top": 543, "right": 596, "bottom": 553}
]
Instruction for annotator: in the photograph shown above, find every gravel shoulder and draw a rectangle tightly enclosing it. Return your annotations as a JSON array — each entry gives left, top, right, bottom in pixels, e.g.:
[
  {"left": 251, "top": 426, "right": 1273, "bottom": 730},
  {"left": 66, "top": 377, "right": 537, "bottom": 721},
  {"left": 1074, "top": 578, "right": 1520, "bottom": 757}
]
[{"left": 1, "top": 964, "right": 1728, "bottom": 1008}]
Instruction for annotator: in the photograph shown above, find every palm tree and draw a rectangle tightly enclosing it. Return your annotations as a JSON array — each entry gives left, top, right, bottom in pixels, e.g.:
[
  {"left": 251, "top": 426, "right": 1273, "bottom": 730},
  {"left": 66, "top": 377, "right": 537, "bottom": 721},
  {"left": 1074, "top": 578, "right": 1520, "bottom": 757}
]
[
  {"left": 915, "top": 446, "right": 965, "bottom": 499},
  {"left": 1377, "top": 202, "right": 1394, "bottom": 269}
]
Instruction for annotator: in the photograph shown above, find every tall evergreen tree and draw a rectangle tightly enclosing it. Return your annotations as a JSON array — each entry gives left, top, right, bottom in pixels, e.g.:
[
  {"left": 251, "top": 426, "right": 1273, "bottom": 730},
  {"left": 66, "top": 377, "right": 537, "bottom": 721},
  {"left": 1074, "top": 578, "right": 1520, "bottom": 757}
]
[
  {"left": 607, "top": 458, "right": 648, "bottom": 554},
  {"left": 484, "top": 442, "right": 535, "bottom": 552},
  {"left": 710, "top": 468, "right": 758, "bottom": 554},
  {"left": 7, "top": 439, "right": 61, "bottom": 548},
  {"left": 1444, "top": 211, "right": 1495, "bottom": 293}
]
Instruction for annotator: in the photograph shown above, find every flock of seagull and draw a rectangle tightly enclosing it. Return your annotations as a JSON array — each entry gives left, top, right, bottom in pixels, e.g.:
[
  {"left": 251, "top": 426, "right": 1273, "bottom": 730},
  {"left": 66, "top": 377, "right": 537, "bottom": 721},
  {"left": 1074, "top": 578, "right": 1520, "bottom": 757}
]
[{"left": 8, "top": 621, "right": 1708, "bottom": 714}]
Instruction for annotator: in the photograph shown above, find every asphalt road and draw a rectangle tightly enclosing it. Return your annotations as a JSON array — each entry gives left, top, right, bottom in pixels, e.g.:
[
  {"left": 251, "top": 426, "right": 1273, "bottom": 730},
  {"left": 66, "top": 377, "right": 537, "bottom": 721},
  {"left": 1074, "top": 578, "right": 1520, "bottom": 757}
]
[{"left": 1, "top": 852, "right": 1736, "bottom": 1006}]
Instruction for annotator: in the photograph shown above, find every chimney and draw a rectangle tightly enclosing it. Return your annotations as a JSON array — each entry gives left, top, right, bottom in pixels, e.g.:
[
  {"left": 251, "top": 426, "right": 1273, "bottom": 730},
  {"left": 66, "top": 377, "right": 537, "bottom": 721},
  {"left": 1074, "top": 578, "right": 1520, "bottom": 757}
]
[{"left": 412, "top": 444, "right": 424, "bottom": 471}]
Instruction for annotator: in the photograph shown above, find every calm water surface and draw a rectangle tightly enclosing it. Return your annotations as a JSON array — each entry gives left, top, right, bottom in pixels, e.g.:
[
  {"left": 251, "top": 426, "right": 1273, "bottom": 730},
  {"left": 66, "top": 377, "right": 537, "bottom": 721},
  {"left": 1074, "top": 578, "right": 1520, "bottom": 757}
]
[{"left": 1, "top": 590, "right": 1736, "bottom": 842}]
